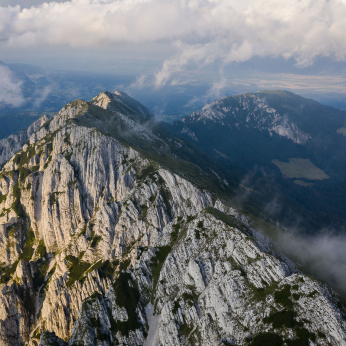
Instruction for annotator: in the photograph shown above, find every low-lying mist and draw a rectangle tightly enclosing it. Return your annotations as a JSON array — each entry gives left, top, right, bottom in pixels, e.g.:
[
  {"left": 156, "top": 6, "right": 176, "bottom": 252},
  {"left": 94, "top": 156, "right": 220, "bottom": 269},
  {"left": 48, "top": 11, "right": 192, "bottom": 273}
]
[
  {"left": 236, "top": 166, "right": 346, "bottom": 299},
  {"left": 255, "top": 223, "right": 346, "bottom": 299}
]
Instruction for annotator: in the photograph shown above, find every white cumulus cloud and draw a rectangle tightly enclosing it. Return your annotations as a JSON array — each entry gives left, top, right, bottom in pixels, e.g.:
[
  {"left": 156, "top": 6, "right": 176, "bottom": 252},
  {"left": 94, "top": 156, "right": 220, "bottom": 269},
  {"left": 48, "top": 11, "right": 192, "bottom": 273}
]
[
  {"left": 1, "top": 0, "right": 346, "bottom": 86},
  {"left": 0, "top": 65, "right": 24, "bottom": 107}
]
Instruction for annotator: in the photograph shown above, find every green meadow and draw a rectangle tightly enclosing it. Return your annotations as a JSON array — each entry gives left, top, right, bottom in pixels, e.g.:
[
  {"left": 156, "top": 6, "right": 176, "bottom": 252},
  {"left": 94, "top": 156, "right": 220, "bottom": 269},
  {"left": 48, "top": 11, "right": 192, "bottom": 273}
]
[{"left": 272, "top": 158, "right": 329, "bottom": 181}]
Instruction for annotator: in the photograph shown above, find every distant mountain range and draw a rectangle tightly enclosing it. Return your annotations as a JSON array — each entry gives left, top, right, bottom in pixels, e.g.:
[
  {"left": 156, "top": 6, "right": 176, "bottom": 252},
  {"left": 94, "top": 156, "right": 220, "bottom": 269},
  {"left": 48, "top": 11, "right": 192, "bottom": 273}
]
[
  {"left": 0, "top": 60, "right": 136, "bottom": 140},
  {"left": 0, "top": 60, "right": 210, "bottom": 141},
  {"left": 0, "top": 91, "right": 345, "bottom": 345},
  {"left": 166, "top": 90, "right": 346, "bottom": 232},
  {"left": 170, "top": 90, "right": 346, "bottom": 174}
]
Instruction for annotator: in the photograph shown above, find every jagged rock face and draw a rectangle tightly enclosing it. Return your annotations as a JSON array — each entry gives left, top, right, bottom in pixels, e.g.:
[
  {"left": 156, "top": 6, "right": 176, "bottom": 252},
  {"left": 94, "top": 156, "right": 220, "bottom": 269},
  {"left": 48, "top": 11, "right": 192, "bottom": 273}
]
[
  {"left": 0, "top": 115, "right": 50, "bottom": 168},
  {"left": 178, "top": 92, "right": 311, "bottom": 144},
  {"left": 154, "top": 212, "right": 345, "bottom": 345},
  {"left": 0, "top": 91, "right": 345, "bottom": 346},
  {"left": 91, "top": 91, "right": 153, "bottom": 121}
]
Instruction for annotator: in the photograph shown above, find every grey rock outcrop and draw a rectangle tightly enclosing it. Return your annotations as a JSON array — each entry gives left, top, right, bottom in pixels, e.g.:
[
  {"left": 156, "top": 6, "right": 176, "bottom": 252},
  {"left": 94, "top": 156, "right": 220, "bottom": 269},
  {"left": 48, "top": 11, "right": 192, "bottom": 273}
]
[
  {"left": 0, "top": 114, "right": 50, "bottom": 168},
  {"left": 0, "top": 91, "right": 344, "bottom": 346},
  {"left": 179, "top": 92, "right": 311, "bottom": 144}
]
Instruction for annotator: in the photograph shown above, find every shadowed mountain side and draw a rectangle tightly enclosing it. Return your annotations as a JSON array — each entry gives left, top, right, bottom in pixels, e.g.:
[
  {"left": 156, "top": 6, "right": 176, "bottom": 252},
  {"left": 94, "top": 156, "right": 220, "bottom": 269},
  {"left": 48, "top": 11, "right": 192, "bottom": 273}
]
[{"left": 164, "top": 90, "right": 346, "bottom": 234}]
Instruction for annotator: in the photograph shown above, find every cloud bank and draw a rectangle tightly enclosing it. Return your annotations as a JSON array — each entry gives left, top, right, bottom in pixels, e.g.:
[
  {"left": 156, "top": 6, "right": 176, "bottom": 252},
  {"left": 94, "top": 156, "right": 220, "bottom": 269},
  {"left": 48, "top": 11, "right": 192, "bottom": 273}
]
[
  {"left": 1, "top": 0, "right": 346, "bottom": 86},
  {"left": 274, "top": 230, "right": 346, "bottom": 298},
  {"left": 0, "top": 65, "right": 24, "bottom": 107}
]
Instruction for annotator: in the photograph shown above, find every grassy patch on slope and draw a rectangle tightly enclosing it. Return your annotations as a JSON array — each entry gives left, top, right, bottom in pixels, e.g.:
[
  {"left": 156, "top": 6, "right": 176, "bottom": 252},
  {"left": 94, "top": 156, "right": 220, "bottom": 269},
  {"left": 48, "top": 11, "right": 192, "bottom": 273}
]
[
  {"left": 65, "top": 255, "right": 91, "bottom": 287},
  {"left": 272, "top": 158, "right": 329, "bottom": 180}
]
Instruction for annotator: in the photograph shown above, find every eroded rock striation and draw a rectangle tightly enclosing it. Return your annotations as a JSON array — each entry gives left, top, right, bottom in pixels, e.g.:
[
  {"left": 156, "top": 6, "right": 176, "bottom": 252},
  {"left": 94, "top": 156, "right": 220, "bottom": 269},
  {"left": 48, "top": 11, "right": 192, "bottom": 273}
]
[
  {"left": 0, "top": 115, "right": 50, "bottom": 169},
  {"left": 0, "top": 91, "right": 345, "bottom": 346},
  {"left": 178, "top": 92, "right": 311, "bottom": 144}
]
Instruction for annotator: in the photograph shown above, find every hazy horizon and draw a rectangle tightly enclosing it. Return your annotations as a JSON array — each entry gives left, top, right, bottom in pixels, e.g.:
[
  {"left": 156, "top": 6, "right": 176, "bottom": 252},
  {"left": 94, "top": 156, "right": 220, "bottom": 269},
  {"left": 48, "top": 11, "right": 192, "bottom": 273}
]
[{"left": 1, "top": 0, "right": 346, "bottom": 116}]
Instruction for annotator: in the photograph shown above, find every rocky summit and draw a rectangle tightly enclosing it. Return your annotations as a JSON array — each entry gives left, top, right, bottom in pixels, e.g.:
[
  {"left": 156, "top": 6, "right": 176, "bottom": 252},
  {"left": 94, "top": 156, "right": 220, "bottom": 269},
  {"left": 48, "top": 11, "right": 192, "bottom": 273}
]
[{"left": 0, "top": 91, "right": 345, "bottom": 346}]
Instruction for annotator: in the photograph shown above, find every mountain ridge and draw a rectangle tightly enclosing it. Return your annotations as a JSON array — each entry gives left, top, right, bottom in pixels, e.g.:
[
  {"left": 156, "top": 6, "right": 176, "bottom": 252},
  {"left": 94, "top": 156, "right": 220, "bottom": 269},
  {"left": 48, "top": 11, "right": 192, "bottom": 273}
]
[
  {"left": 0, "top": 91, "right": 345, "bottom": 345},
  {"left": 0, "top": 114, "right": 51, "bottom": 169},
  {"left": 166, "top": 89, "right": 346, "bottom": 233},
  {"left": 178, "top": 89, "right": 346, "bottom": 148}
]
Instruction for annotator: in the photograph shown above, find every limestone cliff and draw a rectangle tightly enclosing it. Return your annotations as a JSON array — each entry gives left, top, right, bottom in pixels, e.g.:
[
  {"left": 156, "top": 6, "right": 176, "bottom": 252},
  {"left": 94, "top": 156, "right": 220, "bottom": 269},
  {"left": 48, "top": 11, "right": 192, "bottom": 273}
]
[
  {"left": 0, "top": 91, "right": 345, "bottom": 346},
  {"left": 177, "top": 92, "right": 311, "bottom": 144},
  {"left": 0, "top": 115, "right": 51, "bottom": 169}
]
